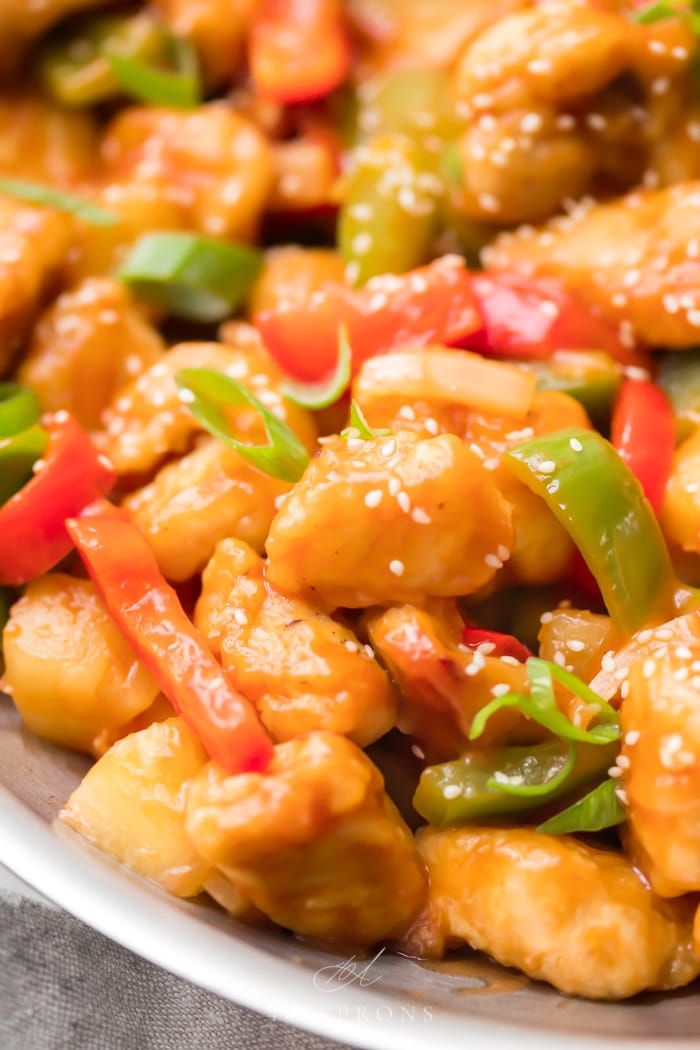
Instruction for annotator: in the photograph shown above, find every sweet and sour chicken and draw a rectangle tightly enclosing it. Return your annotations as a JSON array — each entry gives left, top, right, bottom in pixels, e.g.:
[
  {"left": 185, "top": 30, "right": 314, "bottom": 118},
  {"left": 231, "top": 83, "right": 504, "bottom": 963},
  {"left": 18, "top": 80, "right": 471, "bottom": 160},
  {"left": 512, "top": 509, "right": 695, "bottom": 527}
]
[{"left": 3, "top": 0, "right": 700, "bottom": 1008}]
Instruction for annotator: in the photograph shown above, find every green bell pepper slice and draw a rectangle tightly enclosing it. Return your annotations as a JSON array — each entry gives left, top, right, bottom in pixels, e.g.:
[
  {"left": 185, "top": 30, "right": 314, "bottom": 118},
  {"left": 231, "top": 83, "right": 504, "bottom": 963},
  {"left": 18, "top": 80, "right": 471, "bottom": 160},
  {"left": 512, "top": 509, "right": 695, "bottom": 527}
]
[
  {"left": 505, "top": 428, "right": 676, "bottom": 635},
  {"left": 0, "top": 383, "right": 40, "bottom": 438},
  {"left": 0, "top": 425, "right": 48, "bottom": 506},
  {"left": 38, "top": 12, "right": 168, "bottom": 107},
  {"left": 524, "top": 351, "right": 623, "bottom": 428},
  {"left": 339, "top": 134, "right": 439, "bottom": 285},
  {"left": 414, "top": 739, "right": 618, "bottom": 827},
  {"left": 657, "top": 349, "right": 700, "bottom": 442}
]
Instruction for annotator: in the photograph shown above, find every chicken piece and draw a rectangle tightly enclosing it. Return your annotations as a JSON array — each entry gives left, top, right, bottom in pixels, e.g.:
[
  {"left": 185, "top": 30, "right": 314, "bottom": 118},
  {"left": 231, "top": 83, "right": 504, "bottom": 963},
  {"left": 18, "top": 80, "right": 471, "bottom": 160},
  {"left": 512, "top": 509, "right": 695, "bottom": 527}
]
[
  {"left": 195, "top": 539, "right": 396, "bottom": 745},
  {"left": 66, "top": 179, "right": 186, "bottom": 281},
  {"left": 485, "top": 183, "right": 700, "bottom": 348},
  {"left": 663, "top": 429, "right": 700, "bottom": 555},
  {"left": 123, "top": 439, "right": 289, "bottom": 581},
  {"left": 2, "top": 575, "right": 159, "bottom": 755},
  {"left": 99, "top": 339, "right": 317, "bottom": 476},
  {"left": 538, "top": 609, "right": 620, "bottom": 683},
  {"left": 266, "top": 430, "right": 512, "bottom": 608},
  {"left": 0, "top": 0, "right": 113, "bottom": 75},
  {"left": 355, "top": 383, "right": 588, "bottom": 587},
  {"left": 621, "top": 652, "right": 700, "bottom": 897},
  {"left": 247, "top": 246, "right": 345, "bottom": 317},
  {"left": 402, "top": 826, "right": 699, "bottom": 1000},
  {"left": 100, "top": 103, "right": 274, "bottom": 241},
  {"left": 454, "top": 2, "right": 632, "bottom": 113},
  {"left": 0, "top": 93, "right": 98, "bottom": 185},
  {"left": 62, "top": 718, "right": 211, "bottom": 897},
  {"left": 0, "top": 199, "right": 73, "bottom": 376},
  {"left": 153, "top": 0, "right": 258, "bottom": 86},
  {"left": 269, "top": 135, "right": 339, "bottom": 214},
  {"left": 18, "top": 278, "right": 164, "bottom": 429},
  {"left": 186, "top": 732, "right": 426, "bottom": 945},
  {"left": 348, "top": 0, "right": 528, "bottom": 73},
  {"left": 367, "top": 601, "right": 533, "bottom": 761}
]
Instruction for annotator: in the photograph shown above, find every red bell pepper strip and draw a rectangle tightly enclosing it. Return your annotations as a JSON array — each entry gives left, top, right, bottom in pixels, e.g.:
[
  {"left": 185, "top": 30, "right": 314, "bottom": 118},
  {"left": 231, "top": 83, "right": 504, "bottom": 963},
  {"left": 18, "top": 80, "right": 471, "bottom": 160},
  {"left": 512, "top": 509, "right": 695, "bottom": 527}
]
[
  {"left": 250, "top": 0, "right": 350, "bottom": 105},
  {"left": 0, "top": 412, "right": 114, "bottom": 587},
  {"left": 465, "top": 272, "right": 642, "bottom": 366},
  {"left": 255, "top": 255, "right": 481, "bottom": 382},
  {"left": 461, "top": 627, "right": 532, "bottom": 663},
  {"left": 610, "top": 378, "right": 675, "bottom": 515},
  {"left": 67, "top": 501, "right": 274, "bottom": 775}
]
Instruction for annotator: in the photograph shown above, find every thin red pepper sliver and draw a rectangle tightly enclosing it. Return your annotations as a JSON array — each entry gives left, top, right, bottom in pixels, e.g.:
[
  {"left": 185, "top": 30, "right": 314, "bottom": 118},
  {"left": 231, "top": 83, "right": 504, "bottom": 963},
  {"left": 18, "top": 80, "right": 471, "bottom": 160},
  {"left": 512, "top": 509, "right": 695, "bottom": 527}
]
[
  {"left": 255, "top": 256, "right": 481, "bottom": 383},
  {"left": 611, "top": 378, "right": 675, "bottom": 515},
  {"left": 0, "top": 412, "right": 114, "bottom": 587},
  {"left": 461, "top": 627, "right": 532, "bottom": 663},
  {"left": 250, "top": 0, "right": 350, "bottom": 105},
  {"left": 67, "top": 502, "right": 274, "bottom": 775}
]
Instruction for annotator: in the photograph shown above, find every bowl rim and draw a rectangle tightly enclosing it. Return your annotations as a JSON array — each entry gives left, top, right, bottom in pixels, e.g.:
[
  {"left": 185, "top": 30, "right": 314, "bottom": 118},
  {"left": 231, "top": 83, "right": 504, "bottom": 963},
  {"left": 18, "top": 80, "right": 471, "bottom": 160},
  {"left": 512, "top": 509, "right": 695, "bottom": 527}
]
[{"left": 2, "top": 778, "right": 693, "bottom": 1050}]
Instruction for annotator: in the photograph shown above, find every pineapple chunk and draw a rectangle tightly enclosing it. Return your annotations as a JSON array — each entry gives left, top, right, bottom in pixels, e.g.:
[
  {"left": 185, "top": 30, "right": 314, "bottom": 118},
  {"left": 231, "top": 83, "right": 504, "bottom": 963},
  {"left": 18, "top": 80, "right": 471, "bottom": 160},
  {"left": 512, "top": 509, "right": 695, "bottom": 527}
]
[{"left": 62, "top": 718, "right": 211, "bottom": 898}]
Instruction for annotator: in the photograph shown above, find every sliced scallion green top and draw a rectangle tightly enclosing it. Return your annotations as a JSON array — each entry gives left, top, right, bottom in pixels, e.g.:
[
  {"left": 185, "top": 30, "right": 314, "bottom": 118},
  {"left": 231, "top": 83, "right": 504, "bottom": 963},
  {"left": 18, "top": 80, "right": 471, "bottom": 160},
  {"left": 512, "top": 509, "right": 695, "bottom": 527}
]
[
  {"left": 281, "top": 327, "right": 352, "bottom": 409},
  {"left": 106, "top": 33, "right": 201, "bottom": 108},
  {"left": 0, "top": 178, "right": 118, "bottom": 226}
]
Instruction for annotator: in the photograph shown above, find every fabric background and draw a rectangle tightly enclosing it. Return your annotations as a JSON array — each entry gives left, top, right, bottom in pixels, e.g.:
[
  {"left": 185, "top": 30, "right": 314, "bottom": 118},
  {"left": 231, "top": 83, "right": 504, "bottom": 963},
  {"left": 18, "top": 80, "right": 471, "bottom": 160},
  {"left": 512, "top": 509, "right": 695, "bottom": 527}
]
[{"left": 0, "top": 867, "right": 351, "bottom": 1050}]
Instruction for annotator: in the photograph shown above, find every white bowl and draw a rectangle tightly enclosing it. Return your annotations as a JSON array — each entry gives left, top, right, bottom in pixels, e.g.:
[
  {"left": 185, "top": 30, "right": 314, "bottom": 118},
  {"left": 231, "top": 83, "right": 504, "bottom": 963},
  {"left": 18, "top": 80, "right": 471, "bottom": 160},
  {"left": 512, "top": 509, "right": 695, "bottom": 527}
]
[{"left": 0, "top": 696, "right": 696, "bottom": 1049}]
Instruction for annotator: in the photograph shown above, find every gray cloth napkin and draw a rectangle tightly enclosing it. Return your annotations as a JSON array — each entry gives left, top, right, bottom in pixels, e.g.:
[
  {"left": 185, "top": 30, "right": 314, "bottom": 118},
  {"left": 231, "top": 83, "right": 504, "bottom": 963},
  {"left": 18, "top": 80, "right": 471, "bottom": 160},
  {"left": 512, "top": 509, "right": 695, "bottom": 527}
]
[{"left": 0, "top": 875, "right": 351, "bottom": 1050}]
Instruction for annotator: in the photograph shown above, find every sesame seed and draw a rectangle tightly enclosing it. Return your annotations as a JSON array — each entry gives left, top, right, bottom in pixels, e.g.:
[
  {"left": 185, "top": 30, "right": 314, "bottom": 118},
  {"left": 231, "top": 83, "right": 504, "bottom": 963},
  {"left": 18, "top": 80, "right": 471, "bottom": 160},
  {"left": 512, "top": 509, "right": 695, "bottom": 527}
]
[
  {"left": 388, "top": 477, "right": 401, "bottom": 497},
  {"left": 553, "top": 651, "right": 566, "bottom": 667},
  {"left": 608, "top": 766, "right": 623, "bottom": 778},
  {"left": 492, "top": 683, "right": 511, "bottom": 697},
  {"left": 601, "top": 652, "right": 616, "bottom": 673},
  {"left": 497, "top": 545, "right": 510, "bottom": 562},
  {"left": 675, "top": 646, "right": 692, "bottom": 660},
  {"left": 624, "top": 730, "right": 640, "bottom": 746},
  {"left": 540, "top": 611, "right": 554, "bottom": 624},
  {"left": 397, "top": 491, "right": 411, "bottom": 513},
  {"left": 389, "top": 559, "right": 405, "bottom": 577},
  {"left": 538, "top": 459, "right": 556, "bottom": 474},
  {"left": 484, "top": 554, "right": 503, "bottom": 569},
  {"left": 642, "top": 659, "right": 656, "bottom": 679},
  {"left": 343, "top": 640, "right": 359, "bottom": 653},
  {"left": 178, "top": 388, "right": 196, "bottom": 404},
  {"left": 380, "top": 438, "right": 397, "bottom": 458},
  {"left": 443, "top": 785, "right": 461, "bottom": 800},
  {"left": 424, "top": 418, "right": 439, "bottom": 435},
  {"left": 346, "top": 437, "right": 363, "bottom": 452},
  {"left": 569, "top": 437, "right": 583, "bottom": 453},
  {"left": 233, "top": 609, "right": 248, "bottom": 626},
  {"left": 53, "top": 410, "right": 69, "bottom": 424},
  {"left": 364, "top": 489, "right": 382, "bottom": 508},
  {"left": 616, "top": 754, "right": 630, "bottom": 770},
  {"left": 411, "top": 507, "right": 431, "bottom": 524},
  {"left": 31, "top": 458, "right": 45, "bottom": 474},
  {"left": 363, "top": 644, "right": 374, "bottom": 659},
  {"left": 637, "top": 629, "right": 653, "bottom": 643},
  {"left": 411, "top": 743, "right": 425, "bottom": 760},
  {"left": 500, "top": 655, "right": 520, "bottom": 666},
  {"left": 615, "top": 787, "right": 628, "bottom": 805},
  {"left": 398, "top": 405, "right": 416, "bottom": 421},
  {"left": 620, "top": 680, "right": 630, "bottom": 700},
  {"left": 567, "top": 639, "right": 585, "bottom": 652}
]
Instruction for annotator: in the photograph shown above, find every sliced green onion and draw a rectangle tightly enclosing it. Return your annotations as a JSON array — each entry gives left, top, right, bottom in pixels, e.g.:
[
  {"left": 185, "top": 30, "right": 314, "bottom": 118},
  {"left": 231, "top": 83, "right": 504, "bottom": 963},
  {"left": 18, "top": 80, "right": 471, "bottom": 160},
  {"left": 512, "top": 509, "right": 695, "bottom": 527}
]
[
  {"left": 470, "top": 658, "right": 620, "bottom": 746},
  {"left": 537, "top": 778, "right": 625, "bottom": 835},
  {"left": 176, "top": 368, "right": 309, "bottom": 483},
  {"left": 487, "top": 742, "right": 577, "bottom": 798},
  {"left": 0, "top": 178, "right": 118, "bottom": 227},
  {"left": 0, "top": 384, "right": 40, "bottom": 438},
  {"left": 0, "top": 425, "right": 49, "bottom": 505},
  {"left": 632, "top": 1, "right": 676, "bottom": 23},
  {"left": 118, "top": 232, "right": 262, "bottom": 322},
  {"left": 106, "top": 33, "right": 201, "bottom": 108},
  {"left": 341, "top": 400, "right": 391, "bottom": 441},
  {"left": 441, "top": 141, "right": 462, "bottom": 186},
  {"left": 281, "top": 327, "right": 351, "bottom": 409}
]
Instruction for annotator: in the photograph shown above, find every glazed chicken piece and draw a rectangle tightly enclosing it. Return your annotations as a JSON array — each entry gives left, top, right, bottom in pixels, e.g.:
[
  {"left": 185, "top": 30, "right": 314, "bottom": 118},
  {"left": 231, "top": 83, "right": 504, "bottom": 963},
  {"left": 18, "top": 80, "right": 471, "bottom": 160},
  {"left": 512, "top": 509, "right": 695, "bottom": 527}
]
[
  {"left": 354, "top": 369, "right": 588, "bottom": 587},
  {"left": 485, "top": 183, "right": 700, "bottom": 347},
  {"left": 186, "top": 731, "right": 426, "bottom": 946},
  {"left": 2, "top": 575, "right": 159, "bottom": 755},
  {"left": 123, "top": 439, "right": 289, "bottom": 581},
  {"left": 663, "top": 429, "right": 700, "bottom": 555},
  {"left": 18, "top": 278, "right": 164, "bottom": 430},
  {"left": 247, "top": 247, "right": 345, "bottom": 317},
  {"left": 621, "top": 651, "right": 700, "bottom": 898},
  {"left": 0, "top": 0, "right": 114, "bottom": 75},
  {"left": 153, "top": 0, "right": 258, "bottom": 87},
  {"left": 100, "top": 103, "right": 274, "bottom": 241},
  {"left": 99, "top": 337, "right": 316, "bottom": 476},
  {"left": 0, "top": 199, "right": 73, "bottom": 376},
  {"left": 402, "top": 826, "right": 699, "bottom": 1000},
  {"left": 266, "top": 429, "right": 512, "bottom": 608},
  {"left": 194, "top": 538, "right": 396, "bottom": 745},
  {"left": 0, "top": 93, "right": 98, "bottom": 185},
  {"left": 62, "top": 717, "right": 212, "bottom": 898},
  {"left": 366, "top": 601, "right": 532, "bottom": 762}
]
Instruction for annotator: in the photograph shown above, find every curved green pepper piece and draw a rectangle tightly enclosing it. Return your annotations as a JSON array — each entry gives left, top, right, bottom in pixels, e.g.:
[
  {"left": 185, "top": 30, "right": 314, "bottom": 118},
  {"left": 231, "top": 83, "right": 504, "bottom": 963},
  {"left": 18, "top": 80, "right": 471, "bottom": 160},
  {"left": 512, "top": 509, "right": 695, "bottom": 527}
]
[
  {"left": 339, "top": 134, "right": 440, "bottom": 285},
  {"left": 505, "top": 429, "right": 676, "bottom": 634},
  {"left": 0, "top": 383, "right": 40, "bottom": 438},
  {"left": 38, "top": 12, "right": 168, "bottom": 107},
  {"left": 414, "top": 739, "right": 618, "bottom": 827},
  {"left": 525, "top": 351, "right": 623, "bottom": 429},
  {"left": 359, "top": 69, "right": 460, "bottom": 160},
  {"left": 657, "top": 349, "right": 700, "bottom": 442},
  {"left": 0, "top": 425, "right": 48, "bottom": 506}
]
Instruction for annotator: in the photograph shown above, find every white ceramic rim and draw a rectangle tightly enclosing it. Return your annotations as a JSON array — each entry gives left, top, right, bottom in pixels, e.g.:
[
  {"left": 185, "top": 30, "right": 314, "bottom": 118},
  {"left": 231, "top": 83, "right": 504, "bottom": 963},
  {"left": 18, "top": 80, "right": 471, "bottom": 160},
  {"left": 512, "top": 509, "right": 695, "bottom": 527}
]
[{"left": 2, "top": 779, "right": 689, "bottom": 1050}]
